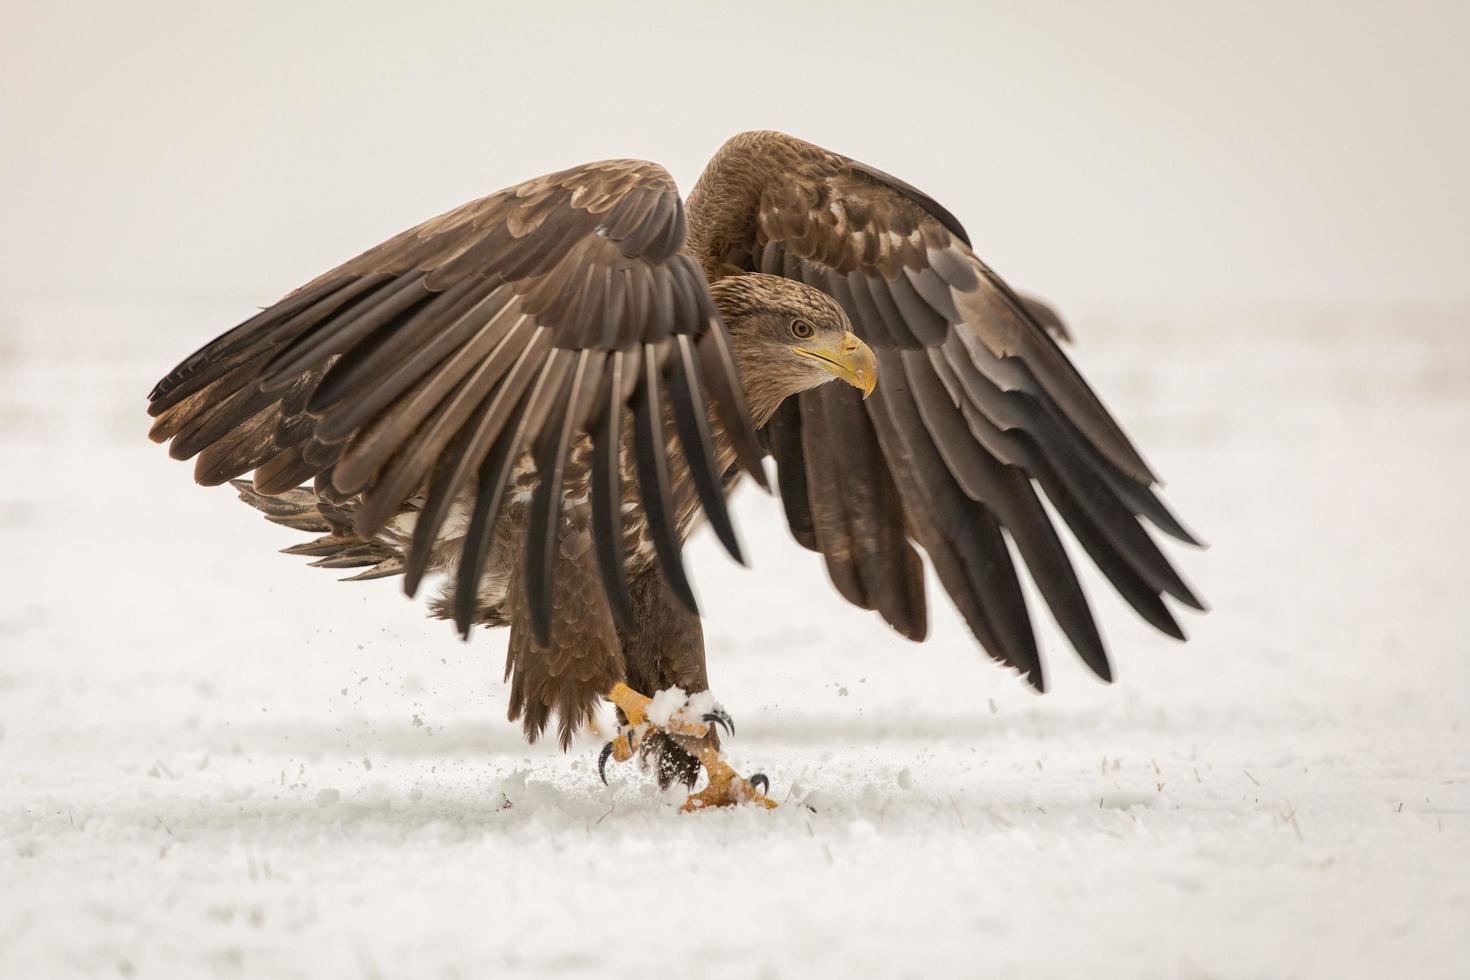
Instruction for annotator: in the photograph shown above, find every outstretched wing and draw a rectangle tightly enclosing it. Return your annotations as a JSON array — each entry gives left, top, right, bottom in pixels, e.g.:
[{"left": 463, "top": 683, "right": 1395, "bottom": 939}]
[
  {"left": 688, "top": 132, "right": 1202, "bottom": 690},
  {"left": 149, "top": 159, "right": 767, "bottom": 645}
]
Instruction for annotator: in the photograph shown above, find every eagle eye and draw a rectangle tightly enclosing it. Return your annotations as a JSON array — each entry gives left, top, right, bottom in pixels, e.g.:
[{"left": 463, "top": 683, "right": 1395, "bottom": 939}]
[{"left": 790, "top": 318, "right": 815, "bottom": 339}]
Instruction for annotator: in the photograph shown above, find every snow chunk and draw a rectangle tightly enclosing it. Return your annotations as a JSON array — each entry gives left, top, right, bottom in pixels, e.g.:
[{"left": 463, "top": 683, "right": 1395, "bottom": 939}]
[
  {"left": 314, "top": 789, "right": 340, "bottom": 807},
  {"left": 896, "top": 767, "right": 913, "bottom": 790},
  {"left": 496, "top": 769, "right": 528, "bottom": 808},
  {"left": 645, "top": 687, "right": 688, "bottom": 727}
]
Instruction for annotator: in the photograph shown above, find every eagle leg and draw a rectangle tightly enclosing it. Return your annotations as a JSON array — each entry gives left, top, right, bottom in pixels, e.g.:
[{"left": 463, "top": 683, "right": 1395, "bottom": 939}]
[
  {"left": 599, "top": 683, "right": 776, "bottom": 810},
  {"left": 605, "top": 682, "right": 720, "bottom": 738}
]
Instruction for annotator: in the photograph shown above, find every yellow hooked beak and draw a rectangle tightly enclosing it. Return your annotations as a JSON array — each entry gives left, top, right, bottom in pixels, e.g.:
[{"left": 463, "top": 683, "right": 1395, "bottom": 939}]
[{"left": 792, "top": 331, "right": 878, "bottom": 399}]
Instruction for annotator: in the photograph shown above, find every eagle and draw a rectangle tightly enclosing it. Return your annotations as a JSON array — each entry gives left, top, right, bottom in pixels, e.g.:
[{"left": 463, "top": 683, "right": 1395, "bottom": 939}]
[{"left": 148, "top": 131, "right": 1202, "bottom": 811}]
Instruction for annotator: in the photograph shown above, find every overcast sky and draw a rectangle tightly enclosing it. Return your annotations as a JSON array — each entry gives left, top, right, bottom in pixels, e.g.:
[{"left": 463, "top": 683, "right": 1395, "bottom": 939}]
[{"left": 2, "top": 0, "right": 1466, "bottom": 317}]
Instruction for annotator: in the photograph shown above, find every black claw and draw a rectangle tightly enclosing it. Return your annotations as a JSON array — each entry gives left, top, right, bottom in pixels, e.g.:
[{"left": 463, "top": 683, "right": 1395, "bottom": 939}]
[
  {"left": 702, "top": 709, "right": 734, "bottom": 737},
  {"left": 749, "top": 773, "right": 769, "bottom": 795},
  {"left": 597, "top": 741, "right": 614, "bottom": 786}
]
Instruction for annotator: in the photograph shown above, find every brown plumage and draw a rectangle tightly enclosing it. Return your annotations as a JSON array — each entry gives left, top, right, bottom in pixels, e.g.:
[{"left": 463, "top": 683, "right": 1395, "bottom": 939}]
[{"left": 150, "top": 131, "right": 1202, "bottom": 787}]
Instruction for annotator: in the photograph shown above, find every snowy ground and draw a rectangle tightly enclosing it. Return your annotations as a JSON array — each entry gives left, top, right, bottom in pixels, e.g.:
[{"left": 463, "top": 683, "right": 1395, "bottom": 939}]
[{"left": 1, "top": 301, "right": 1467, "bottom": 979}]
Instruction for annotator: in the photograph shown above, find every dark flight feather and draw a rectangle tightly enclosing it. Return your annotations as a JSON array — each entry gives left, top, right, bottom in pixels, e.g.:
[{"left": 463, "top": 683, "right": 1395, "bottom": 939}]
[
  {"left": 666, "top": 333, "right": 743, "bottom": 565},
  {"left": 809, "top": 384, "right": 926, "bottom": 642},
  {"left": 696, "top": 325, "right": 770, "bottom": 491},
  {"left": 632, "top": 343, "right": 698, "bottom": 613},
  {"left": 148, "top": 276, "right": 352, "bottom": 412},
  {"left": 869, "top": 370, "right": 1044, "bottom": 688},
  {"left": 526, "top": 350, "right": 604, "bottom": 646},
  {"left": 590, "top": 349, "right": 636, "bottom": 630},
  {"left": 453, "top": 350, "right": 572, "bottom": 636},
  {"left": 765, "top": 398, "right": 817, "bottom": 551},
  {"left": 797, "top": 389, "right": 868, "bottom": 609}
]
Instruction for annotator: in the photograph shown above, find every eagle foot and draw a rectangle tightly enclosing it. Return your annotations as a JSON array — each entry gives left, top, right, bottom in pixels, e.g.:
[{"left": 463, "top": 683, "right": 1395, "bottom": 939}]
[
  {"left": 597, "top": 724, "right": 644, "bottom": 785},
  {"left": 680, "top": 746, "right": 777, "bottom": 812},
  {"left": 599, "top": 683, "right": 775, "bottom": 810}
]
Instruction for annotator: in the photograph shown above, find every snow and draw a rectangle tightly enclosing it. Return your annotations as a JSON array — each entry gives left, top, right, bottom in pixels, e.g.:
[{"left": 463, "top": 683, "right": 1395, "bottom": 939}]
[
  {"left": 685, "top": 690, "right": 718, "bottom": 721},
  {"left": 644, "top": 687, "right": 691, "bottom": 728},
  {"left": 2, "top": 302, "right": 1468, "bottom": 979}
]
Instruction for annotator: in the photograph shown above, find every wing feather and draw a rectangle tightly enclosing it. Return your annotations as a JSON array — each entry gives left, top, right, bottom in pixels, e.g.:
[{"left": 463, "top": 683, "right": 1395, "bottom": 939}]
[
  {"left": 811, "top": 385, "right": 926, "bottom": 641},
  {"left": 687, "top": 131, "right": 1200, "bottom": 684},
  {"left": 667, "top": 334, "right": 743, "bottom": 564},
  {"left": 452, "top": 349, "right": 572, "bottom": 635},
  {"left": 590, "top": 349, "right": 636, "bottom": 629},
  {"left": 797, "top": 389, "right": 868, "bottom": 609},
  {"left": 632, "top": 342, "right": 698, "bottom": 612},
  {"left": 764, "top": 398, "right": 817, "bottom": 551},
  {"left": 150, "top": 159, "right": 765, "bottom": 638},
  {"left": 526, "top": 350, "right": 603, "bottom": 645}
]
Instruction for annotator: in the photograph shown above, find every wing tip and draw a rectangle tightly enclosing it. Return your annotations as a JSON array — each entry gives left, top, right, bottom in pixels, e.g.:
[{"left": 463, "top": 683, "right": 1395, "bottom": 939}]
[
  {"left": 1166, "top": 573, "right": 1209, "bottom": 613},
  {"left": 745, "top": 456, "right": 773, "bottom": 493}
]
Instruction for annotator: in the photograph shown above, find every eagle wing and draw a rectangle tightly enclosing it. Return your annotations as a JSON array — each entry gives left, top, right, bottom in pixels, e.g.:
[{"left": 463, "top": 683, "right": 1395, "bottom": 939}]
[
  {"left": 148, "top": 160, "right": 767, "bottom": 646},
  {"left": 689, "top": 132, "right": 1203, "bottom": 690}
]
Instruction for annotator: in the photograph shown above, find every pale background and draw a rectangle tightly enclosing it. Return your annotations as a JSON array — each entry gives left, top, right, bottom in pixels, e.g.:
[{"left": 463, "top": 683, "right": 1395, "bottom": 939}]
[
  {"left": 2, "top": 2, "right": 1468, "bottom": 979},
  {"left": 4, "top": 0, "right": 1468, "bottom": 312}
]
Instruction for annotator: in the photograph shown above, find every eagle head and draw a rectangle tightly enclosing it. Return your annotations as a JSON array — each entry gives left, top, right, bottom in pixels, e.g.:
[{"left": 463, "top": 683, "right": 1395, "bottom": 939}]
[{"left": 708, "top": 273, "right": 877, "bottom": 425}]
